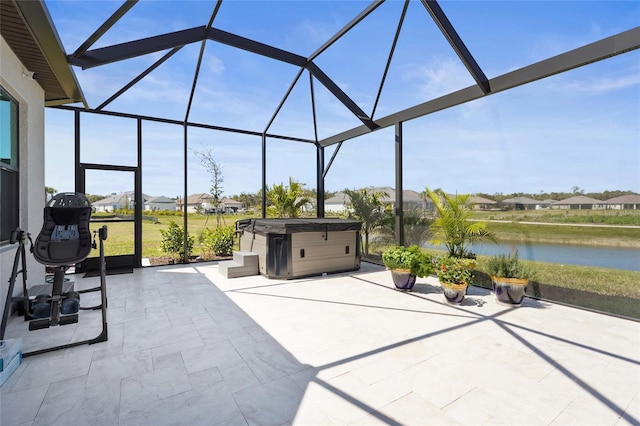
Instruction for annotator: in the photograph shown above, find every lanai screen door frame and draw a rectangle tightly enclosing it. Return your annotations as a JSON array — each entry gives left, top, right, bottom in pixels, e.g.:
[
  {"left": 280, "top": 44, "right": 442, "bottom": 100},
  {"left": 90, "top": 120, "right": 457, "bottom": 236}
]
[{"left": 74, "top": 112, "right": 143, "bottom": 268}]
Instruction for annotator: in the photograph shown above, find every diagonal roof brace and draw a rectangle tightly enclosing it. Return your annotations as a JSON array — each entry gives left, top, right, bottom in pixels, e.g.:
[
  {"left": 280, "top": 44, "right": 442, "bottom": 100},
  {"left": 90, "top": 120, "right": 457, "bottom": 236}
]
[
  {"left": 420, "top": 0, "right": 490, "bottom": 94},
  {"left": 68, "top": 26, "right": 209, "bottom": 69},
  {"left": 207, "top": 28, "right": 307, "bottom": 67},
  {"left": 97, "top": 47, "right": 182, "bottom": 110},
  {"left": 71, "top": 0, "right": 138, "bottom": 58},
  {"left": 67, "top": 25, "right": 309, "bottom": 70},
  {"left": 307, "top": 61, "right": 379, "bottom": 131}
]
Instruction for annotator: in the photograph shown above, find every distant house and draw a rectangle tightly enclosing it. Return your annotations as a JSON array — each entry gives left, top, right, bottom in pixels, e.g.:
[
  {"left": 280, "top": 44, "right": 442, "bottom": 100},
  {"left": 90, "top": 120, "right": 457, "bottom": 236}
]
[
  {"left": 325, "top": 192, "right": 350, "bottom": 213},
  {"left": 367, "top": 186, "right": 425, "bottom": 211},
  {"left": 175, "top": 193, "right": 214, "bottom": 213},
  {"left": 175, "top": 194, "right": 246, "bottom": 213},
  {"left": 93, "top": 192, "right": 175, "bottom": 212},
  {"left": 219, "top": 197, "right": 243, "bottom": 213},
  {"left": 295, "top": 197, "right": 315, "bottom": 213},
  {"left": 501, "top": 196, "right": 540, "bottom": 210},
  {"left": 468, "top": 195, "right": 497, "bottom": 210},
  {"left": 92, "top": 192, "right": 141, "bottom": 212},
  {"left": 538, "top": 199, "right": 556, "bottom": 209},
  {"left": 605, "top": 194, "right": 640, "bottom": 210},
  {"left": 145, "top": 196, "right": 176, "bottom": 211},
  {"left": 553, "top": 195, "right": 606, "bottom": 210},
  {"left": 325, "top": 187, "right": 427, "bottom": 213}
]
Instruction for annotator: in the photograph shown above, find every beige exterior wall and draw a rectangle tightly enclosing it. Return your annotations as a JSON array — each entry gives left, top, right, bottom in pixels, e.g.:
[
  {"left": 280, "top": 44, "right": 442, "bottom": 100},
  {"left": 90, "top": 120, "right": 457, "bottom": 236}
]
[{"left": 1, "top": 35, "right": 47, "bottom": 317}]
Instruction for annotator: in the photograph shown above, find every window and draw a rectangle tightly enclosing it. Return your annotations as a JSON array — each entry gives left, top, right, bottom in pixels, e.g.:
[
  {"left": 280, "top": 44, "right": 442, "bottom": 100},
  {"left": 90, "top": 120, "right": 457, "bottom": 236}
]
[{"left": 1, "top": 87, "right": 19, "bottom": 243}]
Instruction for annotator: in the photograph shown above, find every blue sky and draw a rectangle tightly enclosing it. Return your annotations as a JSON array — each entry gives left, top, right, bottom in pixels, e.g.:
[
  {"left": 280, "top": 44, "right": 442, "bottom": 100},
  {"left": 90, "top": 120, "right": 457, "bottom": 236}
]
[{"left": 43, "top": 0, "right": 640, "bottom": 198}]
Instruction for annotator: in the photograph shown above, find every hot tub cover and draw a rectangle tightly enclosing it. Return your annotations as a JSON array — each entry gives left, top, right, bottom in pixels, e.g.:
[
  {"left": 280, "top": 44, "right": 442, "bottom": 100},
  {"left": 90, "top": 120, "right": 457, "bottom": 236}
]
[{"left": 237, "top": 218, "right": 361, "bottom": 235}]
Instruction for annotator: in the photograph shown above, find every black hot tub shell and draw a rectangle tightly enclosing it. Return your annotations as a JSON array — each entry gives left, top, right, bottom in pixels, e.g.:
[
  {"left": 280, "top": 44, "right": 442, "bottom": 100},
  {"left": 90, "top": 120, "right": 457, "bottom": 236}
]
[{"left": 237, "top": 218, "right": 362, "bottom": 279}]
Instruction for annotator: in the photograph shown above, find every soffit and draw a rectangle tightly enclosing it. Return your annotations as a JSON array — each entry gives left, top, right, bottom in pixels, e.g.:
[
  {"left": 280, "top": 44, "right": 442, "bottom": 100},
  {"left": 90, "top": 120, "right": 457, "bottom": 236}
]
[{"left": 0, "top": 0, "right": 85, "bottom": 106}]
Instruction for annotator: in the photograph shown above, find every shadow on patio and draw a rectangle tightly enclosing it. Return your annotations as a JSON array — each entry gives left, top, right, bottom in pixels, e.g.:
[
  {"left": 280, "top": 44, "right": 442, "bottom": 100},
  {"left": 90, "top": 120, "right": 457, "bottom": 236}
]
[{"left": 2, "top": 261, "right": 639, "bottom": 425}]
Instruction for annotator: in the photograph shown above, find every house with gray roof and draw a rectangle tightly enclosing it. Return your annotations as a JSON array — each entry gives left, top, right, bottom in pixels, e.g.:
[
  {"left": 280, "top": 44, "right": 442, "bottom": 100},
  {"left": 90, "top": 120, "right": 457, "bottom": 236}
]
[
  {"left": 176, "top": 193, "right": 214, "bottom": 213},
  {"left": 220, "top": 197, "right": 244, "bottom": 213},
  {"left": 605, "top": 194, "right": 640, "bottom": 210},
  {"left": 469, "top": 195, "right": 497, "bottom": 210},
  {"left": 326, "top": 187, "right": 427, "bottom": 214},
  {"left": 553, "top": 195, "right": 607, "bottom": 210},
  {"left": 175, "top": 194, "right": 246, "bottom": 214},
  {"left": 145, "top": 196, "right": 176, "bottom": 212},
  {"left": 501, "top": 196, "right": 540, "bottom": 210},
  {"left": 93, "top": 192, "right": 174, "bottom": 212},
  {"left": 92, "top": 191, "right": 145, "bottom": 212},
  {"left": 325, "top": 192, "right": 350, "bottom": 213}
]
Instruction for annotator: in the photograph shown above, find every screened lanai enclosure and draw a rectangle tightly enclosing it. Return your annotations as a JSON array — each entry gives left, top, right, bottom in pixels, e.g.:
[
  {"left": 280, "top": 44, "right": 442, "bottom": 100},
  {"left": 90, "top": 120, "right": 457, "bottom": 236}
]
[{"left": 6, "top": 1, "right": 638, "bottom": 309}]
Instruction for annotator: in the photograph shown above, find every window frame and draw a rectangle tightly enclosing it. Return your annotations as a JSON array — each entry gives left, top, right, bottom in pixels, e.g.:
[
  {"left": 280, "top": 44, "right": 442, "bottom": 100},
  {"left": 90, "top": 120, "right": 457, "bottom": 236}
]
[{"left": 1, "top": 86, "right": 19, "bottom": 244}]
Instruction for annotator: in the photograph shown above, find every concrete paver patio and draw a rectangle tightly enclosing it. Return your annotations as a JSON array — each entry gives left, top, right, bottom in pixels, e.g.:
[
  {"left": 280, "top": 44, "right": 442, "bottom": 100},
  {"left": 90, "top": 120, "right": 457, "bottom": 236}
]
[{"left": 1, "top": 261, "right": 638, "bottom": 425}]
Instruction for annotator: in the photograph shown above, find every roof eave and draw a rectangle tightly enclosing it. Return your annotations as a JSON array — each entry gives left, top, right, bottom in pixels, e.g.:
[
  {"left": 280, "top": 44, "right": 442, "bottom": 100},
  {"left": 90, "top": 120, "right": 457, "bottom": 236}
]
[{"left": 10, "top": 0, "right": 87, "bottom": 107}]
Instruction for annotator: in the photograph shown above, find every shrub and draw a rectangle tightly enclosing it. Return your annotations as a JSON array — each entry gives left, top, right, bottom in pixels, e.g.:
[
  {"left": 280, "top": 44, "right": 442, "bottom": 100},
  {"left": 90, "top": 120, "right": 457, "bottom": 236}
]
[
  {"left": 159, "top": 220, "right": 194, "bottom": 261},
  {"left": 382, "top": 245, "right": 434, "bottom": 278},
  {"left": 202, "top": 226, "right": 235, "bottom": 257},
  {"left": 486, "top": 251, "right": 535, "bottom": 280}
]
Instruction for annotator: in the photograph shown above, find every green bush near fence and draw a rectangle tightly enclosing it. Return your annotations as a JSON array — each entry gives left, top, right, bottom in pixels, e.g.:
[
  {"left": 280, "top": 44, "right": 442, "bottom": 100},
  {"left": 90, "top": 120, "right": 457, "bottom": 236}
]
[
  {"left": 201, "top": 225, "right": 235, "bottom": 257},
  {"left": 159, "top": 220, "right": 194, "bottom": 261}
]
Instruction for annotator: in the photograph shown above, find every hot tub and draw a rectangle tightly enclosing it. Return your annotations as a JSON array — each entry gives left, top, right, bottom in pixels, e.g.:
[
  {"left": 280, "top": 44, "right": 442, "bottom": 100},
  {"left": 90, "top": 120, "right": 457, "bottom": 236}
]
[{"left": 236, "top": 218, "right": 362, "bottom": 279}]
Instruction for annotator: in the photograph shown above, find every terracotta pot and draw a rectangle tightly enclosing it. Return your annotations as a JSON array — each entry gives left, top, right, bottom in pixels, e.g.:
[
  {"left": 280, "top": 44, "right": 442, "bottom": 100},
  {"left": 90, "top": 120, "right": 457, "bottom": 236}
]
[
  {"left": 440, "top": 281, "right": 467, "bottom": 304},
  {"left": 492, "top": 276, "right": 529, "bottom": 306},
  {"left": 391, "top": 269, "right": 417, "bottom": 291}
]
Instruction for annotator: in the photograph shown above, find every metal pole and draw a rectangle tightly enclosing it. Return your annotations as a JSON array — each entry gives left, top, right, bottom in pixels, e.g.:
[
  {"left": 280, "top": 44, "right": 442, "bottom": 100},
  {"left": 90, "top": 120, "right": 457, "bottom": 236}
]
[
  {"left": 261, "top": 133, "right": 267, "bottom": 218},
  {"left": 395, "top": 122, "right": 404, "bottom": 246},
  {"left": 183, "top": 124, "right": 188, "bottom": 263},
  {"left": 74, "top": 110, "right": 83, "bottom": 193},
  {"left": 135, "top": 118, "right": 143, "bottom": 267},
  {"left": 317, "top": 145, "right": 325, "bottom": 218}
]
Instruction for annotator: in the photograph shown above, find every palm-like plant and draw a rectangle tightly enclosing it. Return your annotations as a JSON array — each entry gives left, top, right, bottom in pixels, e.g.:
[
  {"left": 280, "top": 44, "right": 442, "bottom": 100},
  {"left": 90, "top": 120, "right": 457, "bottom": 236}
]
[
  {"left": 265, "top": 178, "right": 311, "bottom": 218},
  {"left": 343, "top": 188, "right": 388, "bottom": 256},
  {"left": 424, "top": 187, "right": 496, "bottom": 258}
]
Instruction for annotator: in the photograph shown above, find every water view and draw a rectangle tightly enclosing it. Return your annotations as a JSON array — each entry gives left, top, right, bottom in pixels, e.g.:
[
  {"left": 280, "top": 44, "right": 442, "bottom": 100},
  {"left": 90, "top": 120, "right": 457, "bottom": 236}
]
[{"left": 424, "top": 241, "right": 640, "bottom": 272}]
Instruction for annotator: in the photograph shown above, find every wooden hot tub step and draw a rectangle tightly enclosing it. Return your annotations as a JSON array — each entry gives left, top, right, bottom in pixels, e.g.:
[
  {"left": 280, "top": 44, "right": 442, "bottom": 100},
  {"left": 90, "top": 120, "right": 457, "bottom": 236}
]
[{"left": 219, "top": 251, "right": 259, "bottom": 278}]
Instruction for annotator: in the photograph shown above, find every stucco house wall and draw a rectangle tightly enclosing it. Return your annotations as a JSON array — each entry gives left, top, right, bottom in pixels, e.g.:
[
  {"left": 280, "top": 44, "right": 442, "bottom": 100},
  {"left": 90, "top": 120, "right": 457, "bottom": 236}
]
[{"left": 0, "top": 35, "right": 47, "bottom": 316}]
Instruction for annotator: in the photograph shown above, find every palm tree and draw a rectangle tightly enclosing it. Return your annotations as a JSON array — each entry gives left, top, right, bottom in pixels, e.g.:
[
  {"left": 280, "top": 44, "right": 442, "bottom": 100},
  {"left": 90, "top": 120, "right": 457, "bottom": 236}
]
[
  {"left": 377, "top": 207, "right": 432, "bottom": 247},
  {"left": 45, "top": 186, "right": 57, "bottom": 202},
  {"left": 265, "top": 178, "right": 311, "bottom": 218},
  {"left": 343, "top": 188, "right": 388, "bottom": 256},
  {"left": 423, "top": 187, "right": 496, "bottom": 258}
]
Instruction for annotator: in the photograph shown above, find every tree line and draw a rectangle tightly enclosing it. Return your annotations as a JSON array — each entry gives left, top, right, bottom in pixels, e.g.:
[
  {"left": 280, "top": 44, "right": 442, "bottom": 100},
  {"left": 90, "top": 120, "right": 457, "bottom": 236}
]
[{"left": 476, "top": 188, "right": 637, "bottom": 202}]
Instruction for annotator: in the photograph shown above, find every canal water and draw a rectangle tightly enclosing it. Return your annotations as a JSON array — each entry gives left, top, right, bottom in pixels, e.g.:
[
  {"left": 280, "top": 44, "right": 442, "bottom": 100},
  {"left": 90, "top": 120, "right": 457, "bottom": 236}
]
[{"left": 423, "top": 241, "right": 640, "bottom": 272}]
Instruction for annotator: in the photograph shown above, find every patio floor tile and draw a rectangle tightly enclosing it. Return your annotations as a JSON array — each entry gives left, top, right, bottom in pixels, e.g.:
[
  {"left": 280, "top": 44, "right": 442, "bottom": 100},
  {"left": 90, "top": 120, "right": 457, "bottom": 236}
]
[{"left": 1, "top": 261, "right": 638, "bottom": 425}]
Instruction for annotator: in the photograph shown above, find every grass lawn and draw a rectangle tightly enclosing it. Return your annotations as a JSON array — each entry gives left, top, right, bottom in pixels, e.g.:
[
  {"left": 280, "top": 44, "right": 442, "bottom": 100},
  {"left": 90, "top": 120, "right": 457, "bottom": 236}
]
[
  {"left": 86, "top": 214, "right": 250, "bottom": 259},
  {"left": 473, "top": 208, "right": 640, "bottom": 226},
  {"left": 485, "top": 221, "right": 640, "bottom": 248}
]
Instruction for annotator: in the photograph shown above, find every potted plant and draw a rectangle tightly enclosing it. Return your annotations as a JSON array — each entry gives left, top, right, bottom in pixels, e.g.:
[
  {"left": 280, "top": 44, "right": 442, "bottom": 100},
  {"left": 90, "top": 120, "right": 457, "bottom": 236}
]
[
  {"left": 382, "top": 245, "right": 434, "bottom": 291},
  {"left": 436, "top": 256, "right": 473, "bottom": 304},
  {"left": 486, "top": 251, "right": 535, "bottom": 306}
]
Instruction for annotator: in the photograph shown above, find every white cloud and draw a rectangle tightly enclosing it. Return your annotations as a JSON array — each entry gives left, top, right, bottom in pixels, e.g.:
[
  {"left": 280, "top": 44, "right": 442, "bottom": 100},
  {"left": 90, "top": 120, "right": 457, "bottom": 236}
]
[
  {"left": 562, "top": 71, "right": 640, "bottom": 96},
  {"left": 293, "top": 19, "right": 337, "bottom": 49},
  {"left": 205, "top": 55, "right": 225, "bottom": 75},
  {"left": 400, "top": 57, "right": 474, "bottom": 101}
]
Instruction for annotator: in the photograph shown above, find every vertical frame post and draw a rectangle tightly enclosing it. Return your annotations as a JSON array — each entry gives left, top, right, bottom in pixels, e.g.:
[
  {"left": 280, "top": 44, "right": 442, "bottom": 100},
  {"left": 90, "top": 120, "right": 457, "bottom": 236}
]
[
  {"left": 74, "top": 110, "right": 83, "bottom": 193},
  {"left": 261, "top": 133, "right": 267, "bottom": 218},
  {"left": 182, "top": 123, "right": 188, "bottom": 264},
  {"left": 135, "top": 118, "right": 143, "bottom": 267},
  {"left": 395, "top": 121, "right": 404, "bottom": 246},
  {"left": 316, "top": 144, "right": 325, "bottom": 218}
]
